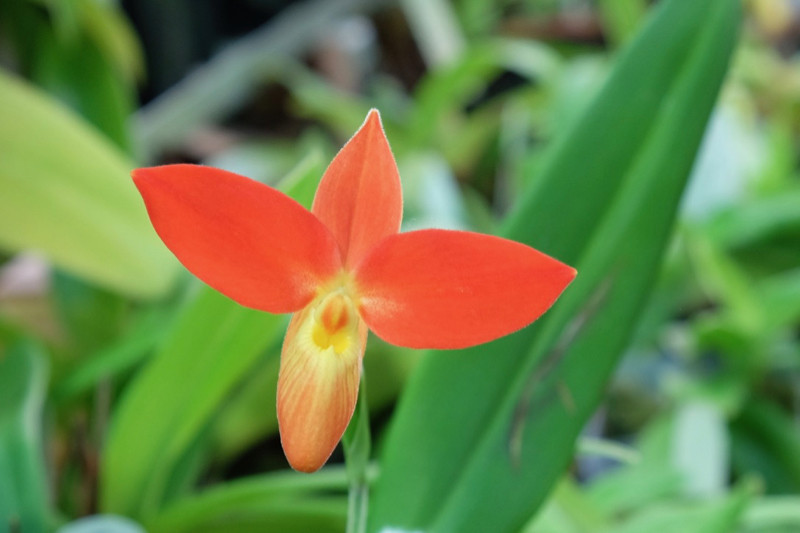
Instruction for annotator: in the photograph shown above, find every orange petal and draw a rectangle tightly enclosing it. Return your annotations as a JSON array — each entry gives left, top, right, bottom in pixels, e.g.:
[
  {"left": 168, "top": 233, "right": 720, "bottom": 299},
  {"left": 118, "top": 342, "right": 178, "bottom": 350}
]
[
  {"left": 277, "top": 290, "right": 368, "bottom": 473},
  {"left": 354, "top": 229, "right": 576, "bottom": 349},
  {"left": 312, "top": 109, "right": 402, "bottom": 267},
  {"left": 133, "top": 164, "right": 341, "bottom": 313}
]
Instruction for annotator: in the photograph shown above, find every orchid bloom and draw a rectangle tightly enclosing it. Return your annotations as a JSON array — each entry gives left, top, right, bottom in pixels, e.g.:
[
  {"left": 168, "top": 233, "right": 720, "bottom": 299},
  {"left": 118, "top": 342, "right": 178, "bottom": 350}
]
[{"left": 133, "top": 110, "right": 575, "bottom": 473}]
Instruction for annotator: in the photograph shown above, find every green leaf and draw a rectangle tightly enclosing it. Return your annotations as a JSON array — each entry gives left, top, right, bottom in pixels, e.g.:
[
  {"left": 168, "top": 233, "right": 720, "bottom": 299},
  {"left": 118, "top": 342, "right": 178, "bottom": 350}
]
[
  {"left": 0, "top": 69, "right": 177, "bottom": 298},
  {"left": 0, "top": 341, "right": 50, "bottom": 533},
  {"left": 100, "top": 288, "right": 285, "bottom": 518},
  {"left": 151, "top": 498, "right": 346, "bottom": 533},
  {"left": 368, "top": 1, "right": 740, "bottom": 532},
  {"left": 145, "top": 470, "right": 349, "bottom": 533}
]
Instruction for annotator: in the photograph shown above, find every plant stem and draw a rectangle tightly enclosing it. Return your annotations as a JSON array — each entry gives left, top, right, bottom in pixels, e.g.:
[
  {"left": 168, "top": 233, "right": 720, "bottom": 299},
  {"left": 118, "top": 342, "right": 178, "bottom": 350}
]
[
  {"left": 347, "top": 480, "right": 369, "bottom": 533},
  {"left": 341, "top": 374, "right": 371, "bottom": 533}
]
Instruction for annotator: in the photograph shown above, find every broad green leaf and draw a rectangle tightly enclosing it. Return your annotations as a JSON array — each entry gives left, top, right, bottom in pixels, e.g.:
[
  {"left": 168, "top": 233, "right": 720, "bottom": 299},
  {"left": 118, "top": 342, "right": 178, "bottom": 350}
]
[
  {"left": 151, "top": 498, "right": 346, "bottom": 533},
  {"left": 146, "top": 470, "right": 349, "bottom": 533},
  {"left": 0, "top": 341, "right": 50, "bottom": 532},
  {"left": 0, "top": 69, "right": 177, "bottom": 298},
  {"left": 368, "top": 1, "right": 740, "bottom": 532},
  {"left": 100, "top": 287, "right": 285, "bottom": 518}
]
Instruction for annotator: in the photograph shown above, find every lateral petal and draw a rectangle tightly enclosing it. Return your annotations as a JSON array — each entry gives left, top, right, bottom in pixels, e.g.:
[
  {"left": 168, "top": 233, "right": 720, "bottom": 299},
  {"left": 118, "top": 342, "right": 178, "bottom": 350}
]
[
  {"left": 277, "top": 293, "right": 368, "bottom": 473},
  {"left": 354, "top": 229, "right": 576, "bottom": 349},
  {"left": 312, "top": 109, "right": 402, "bottom": 267},
  {"left": 133, "top": 164, "right": 341, "bottom": 313}
]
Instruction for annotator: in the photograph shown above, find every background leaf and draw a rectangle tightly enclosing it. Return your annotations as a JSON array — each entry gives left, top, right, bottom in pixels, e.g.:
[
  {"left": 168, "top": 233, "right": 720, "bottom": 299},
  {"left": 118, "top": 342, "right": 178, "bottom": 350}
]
[
  {"left": 145, "top": 469, "right": 349, "bottom": 533},
  {"left": 0, "top": 341, "right": 50, "bottom": 533},
  {"left": 0, "top": 69, "right": 177, "bottom": 298},
  {"left": 100, "top": 287, "right": 286, "bottom": 517}
]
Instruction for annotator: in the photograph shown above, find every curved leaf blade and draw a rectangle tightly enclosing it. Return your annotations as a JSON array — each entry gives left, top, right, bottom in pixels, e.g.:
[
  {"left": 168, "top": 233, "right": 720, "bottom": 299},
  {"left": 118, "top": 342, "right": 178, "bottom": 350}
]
[
  {"left": 0, "top": 70, "right": 177, "bottom": 298},
  {"left": 368, "top": 1, "right": 741, "bottom": 532},
  {"left": 100, "top": 288, "right": 284, "bottom": 517},
  {"left": 146, "top": 469, "right": 349, "bottom": 533}
]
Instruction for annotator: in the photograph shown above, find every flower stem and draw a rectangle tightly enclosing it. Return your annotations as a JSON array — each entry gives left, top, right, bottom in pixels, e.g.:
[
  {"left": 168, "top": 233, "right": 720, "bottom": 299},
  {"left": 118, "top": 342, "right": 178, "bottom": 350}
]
[{"left": 341, "top": 375, "right": 371, "bottom": 533}]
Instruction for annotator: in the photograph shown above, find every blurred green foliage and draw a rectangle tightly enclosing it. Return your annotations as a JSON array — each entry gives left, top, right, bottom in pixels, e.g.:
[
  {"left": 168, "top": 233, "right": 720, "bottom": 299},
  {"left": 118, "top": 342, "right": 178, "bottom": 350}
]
[{"left": 0, "top": 0, "right": 798, "bottom": 532}]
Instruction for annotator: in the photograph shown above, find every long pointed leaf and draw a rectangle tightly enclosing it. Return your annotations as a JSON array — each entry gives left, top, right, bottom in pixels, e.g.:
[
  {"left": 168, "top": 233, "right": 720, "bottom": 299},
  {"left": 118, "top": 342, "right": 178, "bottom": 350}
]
[
  {"left": 146, "top": 469, "right": 350, "bottom": 533},
  {"left": 368, "top": 1, "right": 740, "bottom": 532},
  {"left": 100, "top": 287, "right": 284, "bottom": 517}
]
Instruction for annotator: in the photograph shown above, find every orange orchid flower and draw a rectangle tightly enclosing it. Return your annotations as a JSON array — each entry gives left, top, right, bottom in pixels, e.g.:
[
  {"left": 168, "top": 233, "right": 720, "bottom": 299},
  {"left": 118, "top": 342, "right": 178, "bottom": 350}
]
[{"left": 132, "top": 110, "right": 576, "bottom": 473}]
